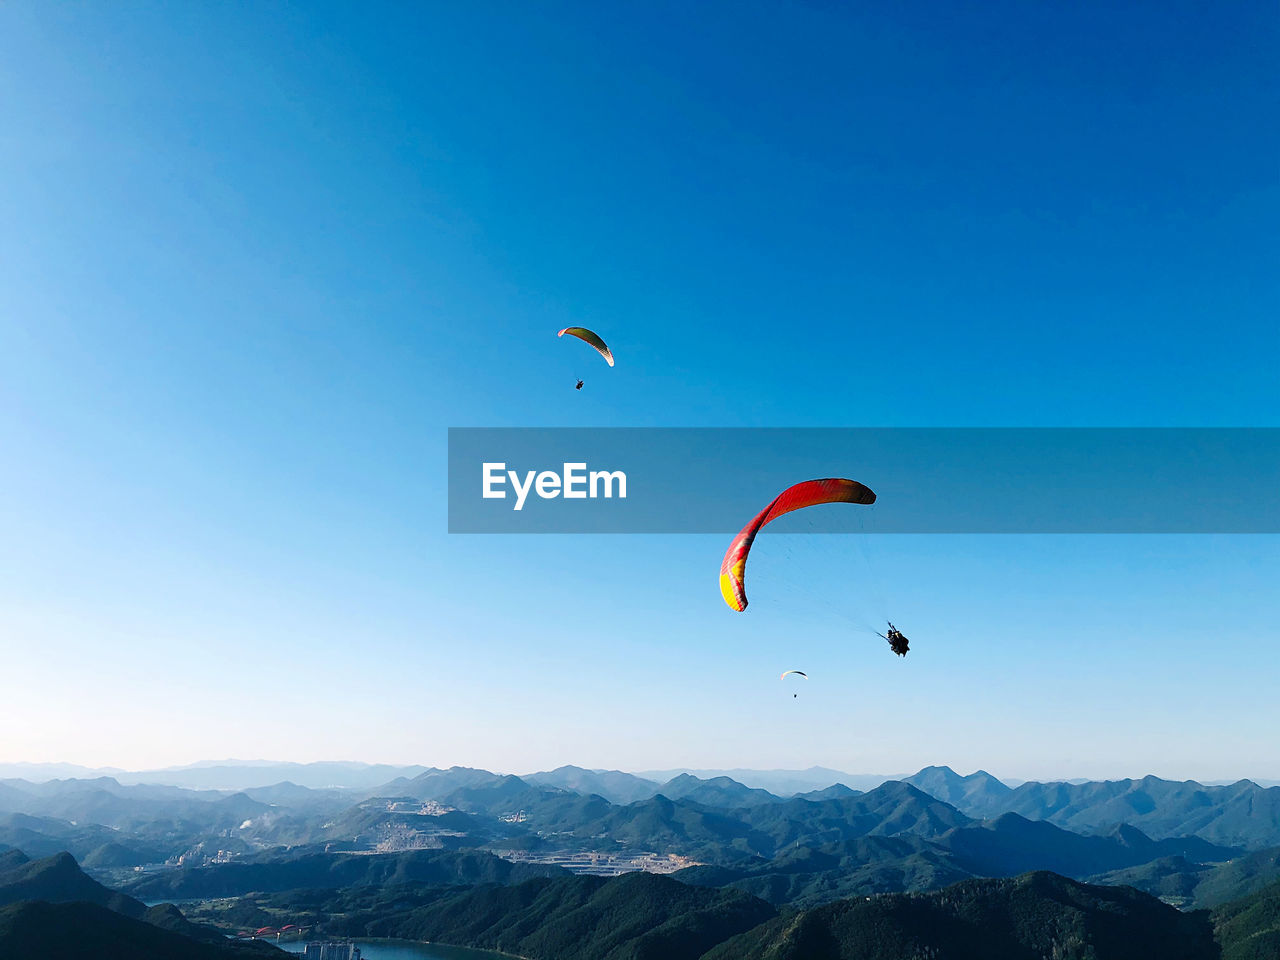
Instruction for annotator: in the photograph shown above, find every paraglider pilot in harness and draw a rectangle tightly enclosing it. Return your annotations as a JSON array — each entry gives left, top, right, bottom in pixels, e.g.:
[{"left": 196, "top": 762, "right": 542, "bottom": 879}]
[
  {"left": 575, "top": 379, "right": 584, "bottom": 390},
  {"left": 878, "top": 622, "right": 910, "bottom": 657}
]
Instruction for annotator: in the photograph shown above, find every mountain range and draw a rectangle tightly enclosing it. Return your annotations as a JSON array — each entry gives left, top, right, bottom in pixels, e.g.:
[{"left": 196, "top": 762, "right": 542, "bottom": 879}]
[
  {"left": 901, "top": 766, "right": 1280, "bottom": 848},
  {"left": 7, "top": 761, "right": 1280, "bottom": 920}
]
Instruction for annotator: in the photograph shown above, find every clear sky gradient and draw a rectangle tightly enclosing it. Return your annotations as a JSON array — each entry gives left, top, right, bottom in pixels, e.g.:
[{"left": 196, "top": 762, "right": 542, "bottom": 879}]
[{"left": 1, "top": 1, "right": 1276, "bottom": 781}]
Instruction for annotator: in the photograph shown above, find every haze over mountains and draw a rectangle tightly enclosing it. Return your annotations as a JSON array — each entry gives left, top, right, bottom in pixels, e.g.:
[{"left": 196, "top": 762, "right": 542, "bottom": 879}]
[
  {"left": 6, "top": 759, "right": 1275, "bottom": 792},
  {"left": 0, "top": 761, "right": 434, "bottom": 792}
]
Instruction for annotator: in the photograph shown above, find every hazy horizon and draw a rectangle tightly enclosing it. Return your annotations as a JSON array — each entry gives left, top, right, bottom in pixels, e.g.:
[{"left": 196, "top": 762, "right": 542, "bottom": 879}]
[{"left": 3, "top": 756, "right": 1280, "bottom": 790}]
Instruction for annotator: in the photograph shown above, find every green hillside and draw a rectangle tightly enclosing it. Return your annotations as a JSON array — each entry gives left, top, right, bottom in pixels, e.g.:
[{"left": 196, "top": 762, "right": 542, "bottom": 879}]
[
  {"left": 0, "top": 900, "right": 279, "bottom": 960},
  {"left": 1213, "top": 875, "right": 1280, "bottom": 960},
  {"left": 703, "top": 871, "right": 1217, "bottom": 960},
  {"left": 330, "top": 870, "right": 775, "bottom": 960}
]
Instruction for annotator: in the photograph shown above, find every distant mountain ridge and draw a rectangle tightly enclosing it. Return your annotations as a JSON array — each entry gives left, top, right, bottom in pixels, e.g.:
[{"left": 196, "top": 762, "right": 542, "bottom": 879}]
[
  {"left": 636, "top": 766, "right": 904, "bottom": 795},
  {"left": 7, "top": 757, "right": 1276, "bottom": 794},
  {"left": 903, "top": 765, "right": 1013, "bottom": 809},
  {"left": 899, "top": 766, "right": 1280, "bottom": 848},
  {"left": 658, "top": 774, "right": 784, "bottom": 807},
  {"left": 523, "top": 766, "right": 660, "bottom": 804},
  {"left": 0, "top": 761, "right": 429, "bottom": 791}
]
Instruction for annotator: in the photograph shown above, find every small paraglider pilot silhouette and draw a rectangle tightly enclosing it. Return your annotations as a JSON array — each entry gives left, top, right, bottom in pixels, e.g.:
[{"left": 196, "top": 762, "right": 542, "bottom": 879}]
[
  {"left": 575, "top": 379, "right": 584, "bottom": 390},
  {"left": 877, "top": 622, "right": 910, "bottom": 657}
]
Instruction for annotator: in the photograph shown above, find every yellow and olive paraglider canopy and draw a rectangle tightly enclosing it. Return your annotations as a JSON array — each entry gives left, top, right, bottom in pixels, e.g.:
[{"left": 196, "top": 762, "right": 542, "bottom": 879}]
[{"left": 558, "top": 327, "right": 614, "bottom": 366}]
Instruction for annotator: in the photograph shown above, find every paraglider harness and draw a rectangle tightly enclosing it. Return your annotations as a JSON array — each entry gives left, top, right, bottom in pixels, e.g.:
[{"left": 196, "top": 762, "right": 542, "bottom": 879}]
[{"left": 878, "top": 622, "right": 909, "bottom": 657}]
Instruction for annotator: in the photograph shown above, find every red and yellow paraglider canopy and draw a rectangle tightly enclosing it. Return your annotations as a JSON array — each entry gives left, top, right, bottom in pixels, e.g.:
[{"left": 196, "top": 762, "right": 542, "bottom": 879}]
[{"left": 719, "top": 478, "right": 876, "bottom": 612}]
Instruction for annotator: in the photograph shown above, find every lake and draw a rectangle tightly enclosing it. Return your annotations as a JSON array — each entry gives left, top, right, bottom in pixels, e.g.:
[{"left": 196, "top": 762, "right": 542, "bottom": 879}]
[{"left": 279, "top": 939, "right": 512, "bottom": 960}]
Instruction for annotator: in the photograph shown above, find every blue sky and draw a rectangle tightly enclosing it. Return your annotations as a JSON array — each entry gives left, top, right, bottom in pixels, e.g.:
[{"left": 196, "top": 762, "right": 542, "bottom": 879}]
[{"left": 0, "top": 1, "right": 1276, "bottom": 780}]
